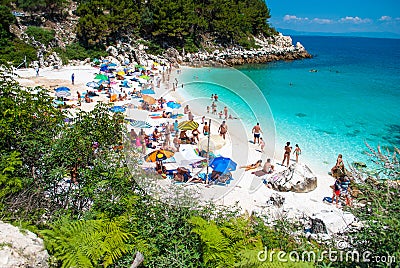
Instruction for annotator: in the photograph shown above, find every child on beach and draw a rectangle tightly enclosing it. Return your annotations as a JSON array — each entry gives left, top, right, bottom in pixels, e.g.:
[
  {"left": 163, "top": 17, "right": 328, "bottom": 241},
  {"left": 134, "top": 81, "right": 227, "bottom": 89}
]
[
  {"left": 207, "top": 106, "right": 210, "bottom": 113},
  {"left": 218, "top": 111, "right": 223, "bottom": 119},
  {"left": 259, "top": 137, "right": 265, "bottom": 152}
]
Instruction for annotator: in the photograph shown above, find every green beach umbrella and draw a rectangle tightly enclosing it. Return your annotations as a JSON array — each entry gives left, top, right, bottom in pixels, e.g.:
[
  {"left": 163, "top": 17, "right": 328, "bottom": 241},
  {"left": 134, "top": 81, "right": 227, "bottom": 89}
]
[
  {"left": 94, "top": 74, "right": 108, "bottom": 80},
  {"left": 139, "top": 75, "right": 151, "bottom": 80}
]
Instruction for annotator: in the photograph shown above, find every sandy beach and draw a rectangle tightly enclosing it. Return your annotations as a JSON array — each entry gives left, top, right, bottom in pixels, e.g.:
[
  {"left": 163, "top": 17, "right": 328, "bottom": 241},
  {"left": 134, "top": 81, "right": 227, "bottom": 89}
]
[{"left": 14, "top": 63, "right": 355, "bottom": 236}]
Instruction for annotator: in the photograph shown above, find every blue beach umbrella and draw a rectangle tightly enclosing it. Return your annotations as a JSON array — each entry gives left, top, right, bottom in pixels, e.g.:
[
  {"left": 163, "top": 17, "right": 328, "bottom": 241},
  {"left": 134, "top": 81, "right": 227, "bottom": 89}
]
[
  {"left": 100, "top": 65, "right": 108, "bottom": 72},
  {"left": 209, "top": 157, "right": 237, "bottom": 173},
  {"left": 55, "top": 86, "right": 70, "bottom": 92},
  {"left": 108, "top": 62, "right": 118, "bottom": 67},
  {"left": 109, "top": 106, "right": 126, "bottom": 113},
  {"left": 167, "top": 101, "right": 181, "bottom": 109}
]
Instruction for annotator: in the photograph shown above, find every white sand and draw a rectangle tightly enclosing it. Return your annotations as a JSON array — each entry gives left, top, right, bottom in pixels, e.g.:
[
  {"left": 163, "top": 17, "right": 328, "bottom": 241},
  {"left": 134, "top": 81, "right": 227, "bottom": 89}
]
[{"left": 14, "top": 64, "right": 355, "bottom": 235}]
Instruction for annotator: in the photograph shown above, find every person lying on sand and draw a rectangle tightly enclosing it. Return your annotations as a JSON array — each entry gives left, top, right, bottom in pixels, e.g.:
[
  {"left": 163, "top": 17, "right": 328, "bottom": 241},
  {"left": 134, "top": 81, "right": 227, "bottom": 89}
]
[{"left": 240, "top": 160, "right": 262, "bottom": 171}]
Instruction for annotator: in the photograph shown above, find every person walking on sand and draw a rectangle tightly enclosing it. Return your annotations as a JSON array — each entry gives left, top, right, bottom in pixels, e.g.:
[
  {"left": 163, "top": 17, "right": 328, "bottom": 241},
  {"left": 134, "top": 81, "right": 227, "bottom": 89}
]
[
  {"left": 223, "top": 106, "right": 228, "bottom": 120},
  {"left": 293, "top": 144, "right": 301, "bottom": 163},
  {"left": 282, "top": 142, "right": 292, "bottom": 167},
  {"left": 203, "top": 121, "right": 209, "bottom": 136},
  {"left": 252, "top": 123, "right": 262, "bottom": 144},
  {"left": 218, "top": 121, "right": 228, "bottom": 139},
  {"left": 71, "top": 73, "right": 75, "bottom": 85}
]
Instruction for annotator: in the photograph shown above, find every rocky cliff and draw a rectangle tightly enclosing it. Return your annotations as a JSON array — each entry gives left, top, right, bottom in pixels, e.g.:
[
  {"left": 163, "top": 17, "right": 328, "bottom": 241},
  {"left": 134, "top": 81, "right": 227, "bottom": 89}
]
[
  {"left": 10, "top": 8, "right": 311, "bottom": 68},
  {"left": 0, "top": 221, "right": 49, "bottom": 267}
]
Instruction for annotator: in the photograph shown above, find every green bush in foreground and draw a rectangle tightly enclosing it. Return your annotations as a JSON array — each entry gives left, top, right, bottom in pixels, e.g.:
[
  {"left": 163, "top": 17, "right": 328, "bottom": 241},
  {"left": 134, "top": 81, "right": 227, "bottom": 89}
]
[{"left": 42, "top": 218, "right": 132, "bottom": 267}]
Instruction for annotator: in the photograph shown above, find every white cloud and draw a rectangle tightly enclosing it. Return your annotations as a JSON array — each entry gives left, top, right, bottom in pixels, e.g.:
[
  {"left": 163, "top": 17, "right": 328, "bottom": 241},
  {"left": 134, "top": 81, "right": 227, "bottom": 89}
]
[
  {"left": 312, "top": 18, "right": 333, "bottom": 24},
  {"left": 339, "top": 16, "right": 371, "bottom": 24},
  {"left": 379, "top": 16, "right": 392, "bottom": 21},
  {"left": 283, "top": 15, "right": 309, "bottom": 22}
]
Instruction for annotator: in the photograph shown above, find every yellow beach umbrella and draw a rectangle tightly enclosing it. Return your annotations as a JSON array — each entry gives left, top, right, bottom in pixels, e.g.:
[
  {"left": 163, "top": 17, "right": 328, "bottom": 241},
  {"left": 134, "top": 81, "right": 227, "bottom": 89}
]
[
  {"left": 178, "top": 120, "right": 199, "bottom": 131},
  {"left": 145, "top": 149, "right": 175, "bottom": 162},
  {"left": 117, "top": 71, "right": 125, "bottom": 76},
  {"left": 142, "top": 95, "right": 156, "bottom": 104}
]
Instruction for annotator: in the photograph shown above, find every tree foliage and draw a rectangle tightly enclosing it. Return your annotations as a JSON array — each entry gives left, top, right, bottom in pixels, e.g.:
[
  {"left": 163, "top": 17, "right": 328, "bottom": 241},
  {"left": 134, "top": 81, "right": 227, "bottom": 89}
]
[{"left": 75, "top": 0, "right": 275, "bottom": 49}]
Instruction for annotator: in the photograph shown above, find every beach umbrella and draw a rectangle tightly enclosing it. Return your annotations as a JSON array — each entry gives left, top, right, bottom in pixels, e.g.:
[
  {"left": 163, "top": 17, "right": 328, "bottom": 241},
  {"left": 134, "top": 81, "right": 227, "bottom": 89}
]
[
  {"left": 198, "top": 135, "right": 226, "bottom": 151},
  {"left": 55, "top": 91, "right": 71, "bottom": 98},
  {"left": 178, "top": 120, "right": 199, "bottom": 131},
  {"left": 139, "top": 75, "right": 151, "bottom": 80},
  {"left": 142, "top": 95, "right": 156, "bottom": 104},
  {"left": 209, "top": 156, "right": 237, "bottom": 173},
  {"left": 86, "top": 81, "right": 99, "bottom": 88},
  {"left": 125, "top": 118, "right": 152, "bottom": 128},
  {"left": 145, "top": 149, "right": 175, "bottom": 162},
  {"left": 135, "top": 64, "right": 145, "bottom": 69},
  {"left": 108, "top": 62, "right": 118, "bottom": 67},
  {"left": 174, "top": 147, "right": 205, "bottom": 166},
  {"left": 94, "top": 74, "right": 108, "bottom": 80},
  {"left": 117, "top": 71, "right": 125, "bottom": 76},
  {"left": 109, "top": 106, "right": 126, "bottom": 113},
  {"left": 55, "top": 86, "right": 70, "bottom": 92},
  {"left": 167, "top": 101, "right": 181, "bottom": 109},
  {"left": 100, "top": 65, "right": 108, "bottom": 72}
]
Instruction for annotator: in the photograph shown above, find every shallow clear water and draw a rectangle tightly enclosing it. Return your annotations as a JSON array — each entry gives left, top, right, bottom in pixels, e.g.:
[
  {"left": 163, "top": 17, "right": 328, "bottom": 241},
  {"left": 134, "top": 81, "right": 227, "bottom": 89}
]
[{"left": 177, "top": 36, "right": 400, "bottom": 173}]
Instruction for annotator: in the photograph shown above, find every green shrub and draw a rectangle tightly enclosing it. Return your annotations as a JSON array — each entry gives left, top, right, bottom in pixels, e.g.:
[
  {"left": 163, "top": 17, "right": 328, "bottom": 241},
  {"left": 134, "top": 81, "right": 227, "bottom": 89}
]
[
  {"left": 0, "top": 39, "right": 37, "bottom": 66},
  {"left": 25, "top": 26, "right": 55, "bottom": 46}
]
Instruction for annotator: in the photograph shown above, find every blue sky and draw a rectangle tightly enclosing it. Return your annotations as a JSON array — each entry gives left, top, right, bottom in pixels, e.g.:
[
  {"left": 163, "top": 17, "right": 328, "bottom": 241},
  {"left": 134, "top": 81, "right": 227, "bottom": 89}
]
[{"left": 267, "top": 0, "right": 400, "bottom": 37}]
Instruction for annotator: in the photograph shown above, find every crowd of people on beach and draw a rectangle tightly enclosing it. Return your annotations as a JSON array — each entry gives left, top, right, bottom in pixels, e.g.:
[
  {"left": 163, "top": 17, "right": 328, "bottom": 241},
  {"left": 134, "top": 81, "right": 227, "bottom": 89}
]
[{"left": 48, "top": 60, "right": 355, "bottom": 209}]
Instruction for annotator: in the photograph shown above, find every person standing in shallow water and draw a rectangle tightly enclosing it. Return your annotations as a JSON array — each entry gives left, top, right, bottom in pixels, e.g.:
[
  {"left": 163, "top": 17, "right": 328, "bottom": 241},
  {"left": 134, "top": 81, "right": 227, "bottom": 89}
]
[
  {"left": 282, "top": 141, "right": 292, "bottom": 167},
  {"left": 293, "top": 144, "right": 301, "bottom": 163}
]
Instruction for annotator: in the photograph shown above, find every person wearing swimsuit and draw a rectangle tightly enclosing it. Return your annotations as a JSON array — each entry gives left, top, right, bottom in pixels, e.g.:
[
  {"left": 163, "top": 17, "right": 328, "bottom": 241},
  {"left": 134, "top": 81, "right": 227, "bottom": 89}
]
[
  {"left": 218, "top": 121, "right": 228, "bottom": 140},
  {"left": 282, "top": 141, "right": 292, "bottom": 167},
  {"left": 331, "top": 154, "right": 344, "bottom": 176},
  {"left": 293, "top": 144, "right": 302, "bottom": 163}
]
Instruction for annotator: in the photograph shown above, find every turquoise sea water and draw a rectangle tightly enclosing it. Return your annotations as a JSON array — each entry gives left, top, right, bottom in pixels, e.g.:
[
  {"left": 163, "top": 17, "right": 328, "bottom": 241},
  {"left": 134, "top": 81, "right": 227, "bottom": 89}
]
[{"left": 177, "top": 36, "right": 400, "bottom": 173}]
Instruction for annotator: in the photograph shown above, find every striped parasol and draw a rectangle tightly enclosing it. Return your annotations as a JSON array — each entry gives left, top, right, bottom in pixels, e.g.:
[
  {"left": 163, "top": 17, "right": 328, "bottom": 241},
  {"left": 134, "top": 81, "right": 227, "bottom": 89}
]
[
  {"left": 125, "top": 118, "right": 152, "bottom": 128},
  {"left": 178, "top": 120, "right": 199, "bottom": 131}
]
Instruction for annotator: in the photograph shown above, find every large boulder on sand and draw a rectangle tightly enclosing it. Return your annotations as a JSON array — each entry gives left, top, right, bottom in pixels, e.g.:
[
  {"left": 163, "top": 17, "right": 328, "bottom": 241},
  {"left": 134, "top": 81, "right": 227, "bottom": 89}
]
[
  {"left": 269, "top": 163, "right": 317, "bottom": 193},
  {"left": 0, "top": 221, "right": 49, "bottom": 267}
]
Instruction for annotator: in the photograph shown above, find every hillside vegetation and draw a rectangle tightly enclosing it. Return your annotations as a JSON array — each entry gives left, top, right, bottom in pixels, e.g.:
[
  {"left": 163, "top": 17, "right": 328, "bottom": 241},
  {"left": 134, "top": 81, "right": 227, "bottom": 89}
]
[{"left": 0, "top": 0, "right": 277, "bottom": 65}]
